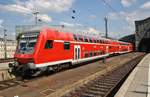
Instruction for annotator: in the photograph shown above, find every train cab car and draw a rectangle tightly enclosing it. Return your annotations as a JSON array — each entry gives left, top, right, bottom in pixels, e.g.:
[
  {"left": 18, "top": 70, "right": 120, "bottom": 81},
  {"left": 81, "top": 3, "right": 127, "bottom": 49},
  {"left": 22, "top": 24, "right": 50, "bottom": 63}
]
[
  {"left": 9, "top": 29, "right": 40, "bottom": 76},
  {"left": 10, "top": 28, "right": 73, "bottom": 76}
]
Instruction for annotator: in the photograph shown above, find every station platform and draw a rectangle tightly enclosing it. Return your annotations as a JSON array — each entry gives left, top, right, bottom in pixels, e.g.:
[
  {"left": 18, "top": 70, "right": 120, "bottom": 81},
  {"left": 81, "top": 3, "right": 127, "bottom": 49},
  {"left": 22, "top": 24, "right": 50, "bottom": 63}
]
[{"left": 115, "top": 53, "right": 150, "bottom": 97}]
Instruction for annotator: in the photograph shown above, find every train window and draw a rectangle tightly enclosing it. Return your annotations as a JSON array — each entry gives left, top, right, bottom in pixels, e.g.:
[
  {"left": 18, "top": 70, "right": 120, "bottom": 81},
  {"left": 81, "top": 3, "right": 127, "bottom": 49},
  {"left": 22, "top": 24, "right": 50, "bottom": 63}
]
[
  {"left": 90, "top": 52, "right": 93, "bottom": 57},
  {"left": 97, "top": 40, "right": 99, "bottom": 43},
  {"left": 94, "top": 39, "right": 97, "bottom": 43},
  {"left": 45, "top": 40, "right": 53, "bottom": 49},
  {"left": 84, "top": 36, "right": 88, "bottom": 42},
  {"left": 99, "top": 40, "right": 102, "bottom": 43},
  {"left": 73, "top": 34, "right": 78, "bottom": 41},
  {"left": 64, "top": 42, "right": 70, "bottom": 50},
  {"left": 99, "top": 50, "right": 102, "bottom": 55},
  {"left": 104, "top": 41, "right": 106, "bottom": 44},
  {"left": 89, "top": 38, "right": 93, "bottom": 43},
  {"left": 84, "top": 53, "right": 89, "bottom": 58},
  {"left": 94, "top": 52, "right": 97, "bottom": 56},
  {"left": 102, "top": 40, "right": 104, "bottom": 44},
  {"left": 79, "top": 37, "right": 83, "bottom": 41}
]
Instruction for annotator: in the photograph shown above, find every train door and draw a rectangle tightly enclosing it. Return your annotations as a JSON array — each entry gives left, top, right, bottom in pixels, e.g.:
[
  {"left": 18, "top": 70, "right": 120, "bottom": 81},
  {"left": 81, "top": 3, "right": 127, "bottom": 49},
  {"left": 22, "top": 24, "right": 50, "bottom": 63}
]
[
  {"left": 106, "top": 46, "right": 109, "bottom": 54},
  {"left": 74, "top": 45, "right": 81, "bottom": 61}
]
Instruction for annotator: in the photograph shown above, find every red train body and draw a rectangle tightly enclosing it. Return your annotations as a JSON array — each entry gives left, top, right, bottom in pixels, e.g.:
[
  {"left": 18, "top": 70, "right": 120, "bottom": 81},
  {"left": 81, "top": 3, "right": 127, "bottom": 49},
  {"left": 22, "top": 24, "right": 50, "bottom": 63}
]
[{"left": 9, "top": 27, "right": 133, "bottom": 76}]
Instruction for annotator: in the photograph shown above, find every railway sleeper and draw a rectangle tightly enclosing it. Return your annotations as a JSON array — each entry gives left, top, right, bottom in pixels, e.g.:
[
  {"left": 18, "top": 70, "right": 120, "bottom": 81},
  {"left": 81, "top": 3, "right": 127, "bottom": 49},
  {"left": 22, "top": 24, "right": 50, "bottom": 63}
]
[
  {"left": 95, "top": 79, "right": 118, "bottom": 84},
  {"left": 94, "top": 83, "right": 114, "bottom": 87},
  {"left": 66, "top": 92, "right": 83, "bottom": 97},
  {"left": 0, "top": 84, "right": 7, "bottom": 87},
  {"left": 82, "top": 89, "right": 105, "bottom": 96},
  {"left": 95, "top": 79, "right": 117, "bottom": 84},
  {"left": 87, "top": 87, "right": 109, "bottom": 92},
  {"left": 101, "top": 78, "right": 120, "bottom": 82},
  {"left": 80, "top": 93, "right": 102, "bottom": 97},
  {"left": 89, "top": 78, "right": 118, "bottom": 84},
  {"left": 72, "top": 91, "right": 100, "bottom": 97},
  {"left": 92, "top": 84, "right": 112, "bottom": 89},
  {"left": 76, "top": 86, "right": 108, "bottom": 95}
]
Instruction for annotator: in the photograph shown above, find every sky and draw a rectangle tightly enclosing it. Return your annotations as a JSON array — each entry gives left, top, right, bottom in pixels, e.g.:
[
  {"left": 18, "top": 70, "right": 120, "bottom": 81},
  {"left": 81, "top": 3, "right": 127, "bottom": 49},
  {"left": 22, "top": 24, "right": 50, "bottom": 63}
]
[{"left": 0, "top": 0, "right": 150, "bottom": 40}]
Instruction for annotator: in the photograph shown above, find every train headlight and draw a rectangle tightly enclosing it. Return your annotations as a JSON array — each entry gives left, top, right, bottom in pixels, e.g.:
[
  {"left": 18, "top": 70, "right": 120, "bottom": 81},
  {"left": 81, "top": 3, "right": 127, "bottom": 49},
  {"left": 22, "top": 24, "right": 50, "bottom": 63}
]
[{"left": 27, "top": 63, "right": 36, "bottom": 69}]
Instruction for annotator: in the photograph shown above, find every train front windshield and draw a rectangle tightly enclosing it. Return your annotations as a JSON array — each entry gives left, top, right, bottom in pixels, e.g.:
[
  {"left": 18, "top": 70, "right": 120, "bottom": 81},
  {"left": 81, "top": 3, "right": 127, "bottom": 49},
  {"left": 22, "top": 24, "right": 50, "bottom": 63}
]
[{"left": 17, "top": 32, "right": 39, "bottom": 54}]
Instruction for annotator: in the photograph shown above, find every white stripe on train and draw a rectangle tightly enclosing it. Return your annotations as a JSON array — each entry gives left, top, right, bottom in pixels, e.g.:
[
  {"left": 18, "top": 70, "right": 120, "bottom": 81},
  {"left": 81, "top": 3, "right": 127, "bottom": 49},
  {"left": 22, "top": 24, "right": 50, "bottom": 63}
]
[{"left": 35, "top": 51, "right": 129, "bottom": 68}]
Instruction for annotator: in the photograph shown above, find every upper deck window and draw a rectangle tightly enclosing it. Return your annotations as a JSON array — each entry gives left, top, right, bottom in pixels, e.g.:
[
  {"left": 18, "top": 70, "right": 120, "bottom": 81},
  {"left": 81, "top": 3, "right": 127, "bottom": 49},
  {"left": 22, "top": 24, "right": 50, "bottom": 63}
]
[
  {"left": 84, "top": 36, "right": 88, "bottom": 42},
  {"left": 94, "top": 39, "right": 97, "bottom": 43},
  {"left": 73, "top": 34, "right": 78, "bottom": 41},
  {"left": 89, "top": 38, "right": 93, "bottom": 43},
  {"left": 97, "top": 40, "right": 99, "bottom": 43},
  {"left": 78, "top": 36, "right": 83, "bottom": 41}
]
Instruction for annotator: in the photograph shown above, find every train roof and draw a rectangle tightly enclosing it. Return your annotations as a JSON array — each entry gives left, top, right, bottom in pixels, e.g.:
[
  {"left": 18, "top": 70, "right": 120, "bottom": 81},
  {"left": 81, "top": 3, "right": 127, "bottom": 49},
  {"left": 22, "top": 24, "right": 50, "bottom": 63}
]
[
  {"left": 43, "top": 27, "right": 131, "bottom": 45},
  {"left": 19, "top": 26, "right": 132, "bottom": 45}
]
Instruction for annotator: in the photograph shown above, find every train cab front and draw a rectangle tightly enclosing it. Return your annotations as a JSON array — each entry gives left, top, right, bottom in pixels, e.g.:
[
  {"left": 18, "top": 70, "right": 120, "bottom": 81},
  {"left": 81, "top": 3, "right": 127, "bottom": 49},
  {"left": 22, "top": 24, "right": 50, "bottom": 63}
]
[{"left": 9, "top": 30, "right": 39, "bottom": 77}]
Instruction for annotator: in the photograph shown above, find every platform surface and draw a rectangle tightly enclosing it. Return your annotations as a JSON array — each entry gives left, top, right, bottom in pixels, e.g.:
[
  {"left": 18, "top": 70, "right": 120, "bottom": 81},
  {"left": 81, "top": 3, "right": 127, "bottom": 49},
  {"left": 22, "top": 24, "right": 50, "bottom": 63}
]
[{"left": 115, "top": 53, "right": 150, "bottom": 97}]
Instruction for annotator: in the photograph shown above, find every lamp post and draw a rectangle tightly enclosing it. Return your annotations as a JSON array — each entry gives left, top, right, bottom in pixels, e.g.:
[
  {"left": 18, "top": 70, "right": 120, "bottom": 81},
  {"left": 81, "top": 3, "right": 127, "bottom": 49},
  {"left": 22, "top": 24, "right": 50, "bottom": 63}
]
[
  {"left": 104, "top": 17, "right": 108, "bottom": 38},
  {"left": 4, "top": 29, "right": 7, "bottom": 59},
  {"left": 33, "top": 11, "right": 39, "bottom": 25}
]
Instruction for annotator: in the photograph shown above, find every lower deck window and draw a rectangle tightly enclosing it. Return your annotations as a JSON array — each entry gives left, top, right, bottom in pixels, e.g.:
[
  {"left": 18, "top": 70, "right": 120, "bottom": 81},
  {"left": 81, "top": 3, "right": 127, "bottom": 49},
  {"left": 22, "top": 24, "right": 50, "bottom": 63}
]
[
  {"left": 84, "top": 53, "right": 89, "bottom": 58},
  {"left": 99, "top": 51, "right": 103, "bottom": 55},
  {"left": 45, "top": 40, "right": 53, "bottom": 49},
  {"left": 102, "top": 51, "right": 105, "bottom": 54},
  {"left": 94, "top": 52, "right": 97, "bottom": 56},
  {"left": 90, "top": 52, "right": 93, "bottom": 57},
  {"left": 64, "top": 42, "right": 70, "bottom": 50}
]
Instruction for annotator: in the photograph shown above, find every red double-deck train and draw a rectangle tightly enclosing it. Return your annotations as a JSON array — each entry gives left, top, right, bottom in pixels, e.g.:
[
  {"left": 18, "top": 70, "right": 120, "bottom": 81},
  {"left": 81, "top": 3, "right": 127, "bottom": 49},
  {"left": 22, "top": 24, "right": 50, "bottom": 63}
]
[{"left": 9, "top": 27, "right": 133, "bottom": 76}]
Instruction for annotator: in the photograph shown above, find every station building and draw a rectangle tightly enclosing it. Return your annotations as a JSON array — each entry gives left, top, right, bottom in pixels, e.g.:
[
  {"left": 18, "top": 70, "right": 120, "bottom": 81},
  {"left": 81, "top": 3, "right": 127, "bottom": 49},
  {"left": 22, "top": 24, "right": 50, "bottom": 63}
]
[
  {"left": 0, "top": 38, "right": 17, "bottom": 59},
  {"left": 135, "top": 17, "right": 150, "bottom": 52}
]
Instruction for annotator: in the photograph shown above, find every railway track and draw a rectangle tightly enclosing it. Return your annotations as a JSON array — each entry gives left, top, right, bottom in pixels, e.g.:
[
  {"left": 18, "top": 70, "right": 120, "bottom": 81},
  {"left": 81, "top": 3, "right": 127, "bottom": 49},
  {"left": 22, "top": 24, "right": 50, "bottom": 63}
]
[
  {"left": 0, "top": 58, "right": 14, "bottom": 63},
  {"left": 62, "top": 54, "right": 145, "bottom": 97},
  {"left": 0, "top": 78, "right": 29, "bottom": 90},
  {"left": 0, "top": 72, "right": 48, "bottom": 91},
  {"left": 0, "top": 53, "right": 144, "bottom": 95}
]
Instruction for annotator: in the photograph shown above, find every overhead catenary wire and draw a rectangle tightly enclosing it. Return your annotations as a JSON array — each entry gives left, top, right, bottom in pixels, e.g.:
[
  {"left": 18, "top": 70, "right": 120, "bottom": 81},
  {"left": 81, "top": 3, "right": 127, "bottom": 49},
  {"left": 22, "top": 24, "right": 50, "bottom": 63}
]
[
  {"left": 99, "top": 0, "right": 131, "bottom": 36},
  {"left": 101, "top": 0, "right": 118, "bottom": 14},
  {"left": 99, "top": 0, "right": 127, "bottom": 20}
]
